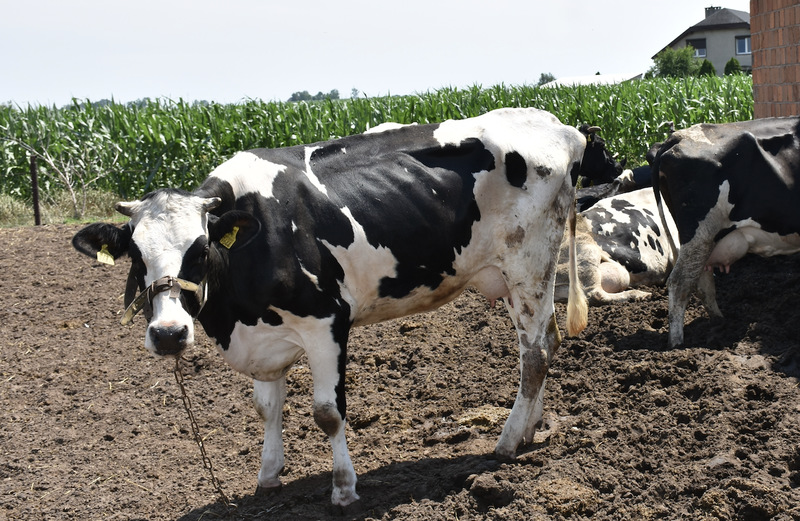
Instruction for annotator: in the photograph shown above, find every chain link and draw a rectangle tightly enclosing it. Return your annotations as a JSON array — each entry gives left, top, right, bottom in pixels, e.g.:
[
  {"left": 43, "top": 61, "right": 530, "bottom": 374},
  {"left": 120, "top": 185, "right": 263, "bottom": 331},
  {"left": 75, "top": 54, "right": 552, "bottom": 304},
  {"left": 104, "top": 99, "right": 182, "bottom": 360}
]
[{"left": 173, "top": 357, "right": 231, "bottom": 506}]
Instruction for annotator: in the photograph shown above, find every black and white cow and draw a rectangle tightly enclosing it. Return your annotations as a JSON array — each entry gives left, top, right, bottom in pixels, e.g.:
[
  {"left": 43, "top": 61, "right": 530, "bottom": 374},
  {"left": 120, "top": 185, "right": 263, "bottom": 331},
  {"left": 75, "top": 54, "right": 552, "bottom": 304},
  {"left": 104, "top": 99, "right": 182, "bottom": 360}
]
[
  {"left": 556, "top": 187, "right": 678, "bottom": 305},
  {"left": 652, "top": 117, "right": 800, "bottom": 347},
  {"left": 72, "top": 108, "right": 606, "bottom": 507},
  {"left": 576, "top": 140, "right": 665, "bottom": 212}
]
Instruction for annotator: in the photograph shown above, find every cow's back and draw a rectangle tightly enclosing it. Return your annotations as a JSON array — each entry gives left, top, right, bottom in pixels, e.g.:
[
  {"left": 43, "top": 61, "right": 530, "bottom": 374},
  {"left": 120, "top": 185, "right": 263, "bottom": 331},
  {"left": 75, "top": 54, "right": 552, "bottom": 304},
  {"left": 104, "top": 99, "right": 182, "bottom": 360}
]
[{"left": 200, "top": 108, "right": 586, "bottom": 326}]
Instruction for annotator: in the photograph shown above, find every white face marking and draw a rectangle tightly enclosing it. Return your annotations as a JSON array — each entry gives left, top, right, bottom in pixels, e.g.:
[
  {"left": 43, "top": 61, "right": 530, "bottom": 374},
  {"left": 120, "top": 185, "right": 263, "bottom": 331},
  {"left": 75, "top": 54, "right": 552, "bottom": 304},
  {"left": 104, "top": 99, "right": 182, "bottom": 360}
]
[
  {"left": 304, "top": 146, "right": 329, "bottom": 196},
  {"left": 125, "top": 192, "right": 212, "bottom": 354},
  {"left": 209, "top": 151, "right": 285, "bottom": 199}
]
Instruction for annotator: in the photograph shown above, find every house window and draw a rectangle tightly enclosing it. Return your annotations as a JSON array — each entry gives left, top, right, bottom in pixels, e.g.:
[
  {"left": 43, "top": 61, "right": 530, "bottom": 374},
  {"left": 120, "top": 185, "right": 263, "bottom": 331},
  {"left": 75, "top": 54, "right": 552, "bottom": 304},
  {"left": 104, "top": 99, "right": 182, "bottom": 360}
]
[
  {"left": 686, "top": 38, "right": 707, "bottom": 58},
  {"left": 736, "top": 36, "right": 751, "bottom": 55}
]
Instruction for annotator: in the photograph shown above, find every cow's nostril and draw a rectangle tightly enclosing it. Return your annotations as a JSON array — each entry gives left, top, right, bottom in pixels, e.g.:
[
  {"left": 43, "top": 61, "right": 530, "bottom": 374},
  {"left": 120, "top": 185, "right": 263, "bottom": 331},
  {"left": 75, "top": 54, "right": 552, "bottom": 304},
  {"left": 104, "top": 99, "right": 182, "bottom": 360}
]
[{"left": 149, "top": 325, "right": 189, "bottom": 355}]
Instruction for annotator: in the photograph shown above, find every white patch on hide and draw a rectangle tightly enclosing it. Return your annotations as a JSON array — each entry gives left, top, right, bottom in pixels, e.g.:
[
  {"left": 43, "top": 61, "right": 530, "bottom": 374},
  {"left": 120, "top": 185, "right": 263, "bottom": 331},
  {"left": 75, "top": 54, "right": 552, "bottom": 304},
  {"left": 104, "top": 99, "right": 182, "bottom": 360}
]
[
  {"left": 209, "top": 151, "right": 285, "bottom": 199},
  {"left": 304, "top": 146, "right": 329, "bottom": 196}
]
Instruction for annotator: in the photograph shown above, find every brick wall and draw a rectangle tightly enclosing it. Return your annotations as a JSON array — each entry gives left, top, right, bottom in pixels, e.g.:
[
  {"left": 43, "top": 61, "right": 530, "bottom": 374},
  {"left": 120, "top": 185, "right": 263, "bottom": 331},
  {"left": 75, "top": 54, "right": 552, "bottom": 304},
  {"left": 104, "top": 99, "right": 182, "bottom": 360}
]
[{"left": 751, "top": 0, "right": 800, "bottom": 118}]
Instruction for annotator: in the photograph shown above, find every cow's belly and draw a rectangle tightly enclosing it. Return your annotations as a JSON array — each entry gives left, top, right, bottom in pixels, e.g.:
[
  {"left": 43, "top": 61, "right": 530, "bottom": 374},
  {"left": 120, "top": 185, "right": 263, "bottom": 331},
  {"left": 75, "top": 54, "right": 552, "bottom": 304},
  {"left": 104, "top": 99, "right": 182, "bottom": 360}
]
[
  {"left": 350, "top": 266, "right": 511, "bottom": 327},
  {"left": 351, "top": 276, "right": 470, "bottom": 327}
]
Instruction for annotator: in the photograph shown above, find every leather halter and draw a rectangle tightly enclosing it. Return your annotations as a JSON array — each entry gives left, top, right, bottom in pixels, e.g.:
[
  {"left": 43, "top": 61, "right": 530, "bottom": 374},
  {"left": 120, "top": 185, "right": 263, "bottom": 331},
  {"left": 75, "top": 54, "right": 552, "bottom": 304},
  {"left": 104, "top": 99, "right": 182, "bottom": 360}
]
[{"left": 120, "top": 276, "right": 206, "bottom": 326}]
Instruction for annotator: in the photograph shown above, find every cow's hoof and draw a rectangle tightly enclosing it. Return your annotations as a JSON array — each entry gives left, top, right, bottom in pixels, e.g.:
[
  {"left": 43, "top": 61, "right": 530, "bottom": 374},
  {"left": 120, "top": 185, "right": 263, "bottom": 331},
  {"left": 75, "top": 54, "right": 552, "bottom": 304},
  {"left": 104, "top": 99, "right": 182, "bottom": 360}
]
[
  {"left": 493, "top": 449, "right": 517, "bottom": 463},
  {"left": 255, "top": 482, "right": 282, "bottom": 496},
  {"left": 329, "top": 498, "right": 363, "bottom": 516}
]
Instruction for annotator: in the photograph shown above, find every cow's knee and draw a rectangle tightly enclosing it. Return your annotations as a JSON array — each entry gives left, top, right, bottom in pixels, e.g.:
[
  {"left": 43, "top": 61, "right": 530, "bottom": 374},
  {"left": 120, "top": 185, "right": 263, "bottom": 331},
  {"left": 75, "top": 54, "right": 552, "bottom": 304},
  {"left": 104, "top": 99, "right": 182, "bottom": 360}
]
[{"left": 313, "top": 402, "right": 344, "bottom": 437}]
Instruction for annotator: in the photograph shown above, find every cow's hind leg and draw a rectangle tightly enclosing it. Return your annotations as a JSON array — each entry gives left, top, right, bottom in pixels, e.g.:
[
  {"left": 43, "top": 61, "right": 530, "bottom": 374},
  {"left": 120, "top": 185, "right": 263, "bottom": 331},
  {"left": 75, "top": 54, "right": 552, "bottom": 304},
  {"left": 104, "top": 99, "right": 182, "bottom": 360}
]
[
  {"left": 495, "top": 303, "right": 560, "bottom": 460},
  {"left": 253, "top": 377, "right": 287, "bottom": 494},
  {"left": 667, "top": 239, "right": 717, "bottom": 347},
  {"left": 697, "top": 270, "right": 723, "bottom": 319}
]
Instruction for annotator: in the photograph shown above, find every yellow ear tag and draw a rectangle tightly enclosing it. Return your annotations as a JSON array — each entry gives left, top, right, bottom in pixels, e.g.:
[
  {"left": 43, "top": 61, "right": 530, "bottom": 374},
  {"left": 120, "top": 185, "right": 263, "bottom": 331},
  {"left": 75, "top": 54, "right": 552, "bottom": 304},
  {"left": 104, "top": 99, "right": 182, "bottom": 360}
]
[
  {"left": 219, "top": 226, "right": 240, "bottom": 249},
  {"left": 96, "top": 244, "right": 115, "bottom": 266}
]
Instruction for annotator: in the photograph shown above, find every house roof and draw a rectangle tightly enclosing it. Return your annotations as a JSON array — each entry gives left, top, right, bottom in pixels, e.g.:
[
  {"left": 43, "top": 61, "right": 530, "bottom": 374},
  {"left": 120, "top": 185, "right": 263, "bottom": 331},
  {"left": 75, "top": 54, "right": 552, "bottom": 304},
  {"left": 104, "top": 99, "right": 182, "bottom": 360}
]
[{"left": 653, "top": 7, "right": 750, "bottom": 58}]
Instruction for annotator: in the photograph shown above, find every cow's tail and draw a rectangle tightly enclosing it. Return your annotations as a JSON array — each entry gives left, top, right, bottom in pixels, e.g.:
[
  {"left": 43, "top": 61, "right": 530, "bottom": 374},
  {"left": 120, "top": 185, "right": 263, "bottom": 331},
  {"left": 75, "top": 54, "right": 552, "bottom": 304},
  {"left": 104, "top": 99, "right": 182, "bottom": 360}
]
[
  {"left": 566, "top": 201, "right": 588, "bottom": 336},
  {"left": 651, "top": 154, "right": 680, "bottom": 270}
]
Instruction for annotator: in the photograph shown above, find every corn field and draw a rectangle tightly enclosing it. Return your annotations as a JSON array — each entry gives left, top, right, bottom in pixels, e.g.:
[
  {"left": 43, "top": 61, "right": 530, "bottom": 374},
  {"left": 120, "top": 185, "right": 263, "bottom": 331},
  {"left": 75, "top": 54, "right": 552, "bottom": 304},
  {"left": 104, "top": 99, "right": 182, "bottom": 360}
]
[{"left": 0, "top": 76, "right": 753, "bottom": 213}]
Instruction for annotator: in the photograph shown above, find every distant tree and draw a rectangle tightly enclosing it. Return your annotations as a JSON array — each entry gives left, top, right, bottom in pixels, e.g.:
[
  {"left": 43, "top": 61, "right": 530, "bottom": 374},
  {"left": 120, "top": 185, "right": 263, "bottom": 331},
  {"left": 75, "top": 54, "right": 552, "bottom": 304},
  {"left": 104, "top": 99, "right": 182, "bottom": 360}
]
[
  {"left": 698, "top": 59, "right": 717, "bottom": 76},
  {"left": 288, "top": 91, "right": 312, "bottom": 102},
  {"left": 724, "top": 57, "right": 743, "bottom": 75},
  {"left": 351, "top": 88, "right": 360, "bottom": 99},
  {"left": 288, "top": 89, "right": 340, "bottom": 102},
  {"left": 537, "top": 72, "right": 556, "bottom": 86},
  {"left": 648, "top": 46, "right": 701, "bottom": 77}
]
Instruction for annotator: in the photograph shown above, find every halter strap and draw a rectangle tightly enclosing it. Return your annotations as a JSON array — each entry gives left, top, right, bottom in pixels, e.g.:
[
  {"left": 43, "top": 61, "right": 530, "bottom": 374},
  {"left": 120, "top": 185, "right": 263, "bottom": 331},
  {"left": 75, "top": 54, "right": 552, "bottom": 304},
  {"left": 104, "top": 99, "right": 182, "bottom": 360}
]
[{"left": 120, "top": 276, "right": 206, "bottom": 326}]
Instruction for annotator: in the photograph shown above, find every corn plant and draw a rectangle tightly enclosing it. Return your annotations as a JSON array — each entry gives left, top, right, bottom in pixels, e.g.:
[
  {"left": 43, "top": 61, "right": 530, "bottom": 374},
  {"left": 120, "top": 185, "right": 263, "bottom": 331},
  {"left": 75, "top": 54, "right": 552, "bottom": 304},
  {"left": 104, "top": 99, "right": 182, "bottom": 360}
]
[{"left": 0, "top": 75, "right": 753, "bottom": 215}]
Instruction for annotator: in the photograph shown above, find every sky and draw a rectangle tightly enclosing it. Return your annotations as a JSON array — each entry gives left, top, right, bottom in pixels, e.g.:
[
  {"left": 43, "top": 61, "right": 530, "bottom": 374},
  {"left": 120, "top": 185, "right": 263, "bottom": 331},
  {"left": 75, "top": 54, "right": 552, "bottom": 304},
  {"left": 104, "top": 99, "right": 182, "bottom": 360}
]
[{"left": 1, "top": 0, "right": 752, "bottom": 107}]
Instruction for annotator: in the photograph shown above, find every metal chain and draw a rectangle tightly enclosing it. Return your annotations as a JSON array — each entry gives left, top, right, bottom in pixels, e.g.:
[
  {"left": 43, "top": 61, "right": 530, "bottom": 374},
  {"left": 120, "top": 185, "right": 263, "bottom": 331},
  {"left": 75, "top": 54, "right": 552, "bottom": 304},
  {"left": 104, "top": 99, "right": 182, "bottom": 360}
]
[{"left": 173, "top": 357, "right": 231, "bottom": 506}]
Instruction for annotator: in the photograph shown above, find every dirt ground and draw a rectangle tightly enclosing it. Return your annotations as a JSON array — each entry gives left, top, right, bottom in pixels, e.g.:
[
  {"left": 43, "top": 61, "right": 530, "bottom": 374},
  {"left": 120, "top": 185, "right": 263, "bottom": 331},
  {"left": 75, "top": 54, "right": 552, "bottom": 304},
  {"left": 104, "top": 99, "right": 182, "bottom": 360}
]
[{"left": 1, "top": 223, "right": 799, "bottom": 521}]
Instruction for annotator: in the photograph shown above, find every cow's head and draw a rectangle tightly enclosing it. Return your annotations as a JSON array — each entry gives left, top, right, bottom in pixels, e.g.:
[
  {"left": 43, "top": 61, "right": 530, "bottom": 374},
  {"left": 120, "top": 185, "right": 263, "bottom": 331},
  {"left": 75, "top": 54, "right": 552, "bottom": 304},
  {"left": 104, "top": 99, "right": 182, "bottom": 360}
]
[
  {"left": 72, "top": 189, "right": 259, "bottom": 357},
  {"left": 578, "top": 124, "right": 625, "bottom": 185}
]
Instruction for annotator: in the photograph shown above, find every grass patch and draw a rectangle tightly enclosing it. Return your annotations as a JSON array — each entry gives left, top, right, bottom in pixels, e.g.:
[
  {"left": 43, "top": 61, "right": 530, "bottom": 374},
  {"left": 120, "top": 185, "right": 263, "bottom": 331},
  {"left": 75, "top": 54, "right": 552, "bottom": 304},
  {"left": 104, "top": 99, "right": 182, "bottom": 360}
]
[{"left": 0, "top": 190, "right": 123, "bottom": 227}]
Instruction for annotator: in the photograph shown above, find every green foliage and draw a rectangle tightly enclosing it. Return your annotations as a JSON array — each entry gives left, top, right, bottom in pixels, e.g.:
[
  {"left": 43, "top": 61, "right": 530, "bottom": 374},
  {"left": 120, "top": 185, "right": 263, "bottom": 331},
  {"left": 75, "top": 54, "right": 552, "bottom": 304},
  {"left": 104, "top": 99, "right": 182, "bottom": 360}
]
[
  {"left": 0, "top": 76, "right": 754, "bottom": 214},
  {"left": 288, "top": 90, "right": 340, "bottom": 102},
  {"left": 725, "top": 57, "right": 743, "bottom": 75},
  {"left": 699, "top": 59, "right": 717, "bottom": 76},
  {"left": 649, "top": 46, "right": 702, "bottom": 78},
  {"left": 537, "top": 73, "right": 556, "bottom": 86}
]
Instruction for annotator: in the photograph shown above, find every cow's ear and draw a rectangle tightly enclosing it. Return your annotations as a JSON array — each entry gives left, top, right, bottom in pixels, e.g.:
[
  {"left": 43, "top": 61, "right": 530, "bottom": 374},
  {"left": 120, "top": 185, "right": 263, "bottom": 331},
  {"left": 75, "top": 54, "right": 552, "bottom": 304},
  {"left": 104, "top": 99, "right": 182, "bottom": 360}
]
[
  {"left": 72, "top": 223, "right": 132, "bottom": 265},
  {"left": 208, "top": 211, "right": 261, "bottom": 251}
]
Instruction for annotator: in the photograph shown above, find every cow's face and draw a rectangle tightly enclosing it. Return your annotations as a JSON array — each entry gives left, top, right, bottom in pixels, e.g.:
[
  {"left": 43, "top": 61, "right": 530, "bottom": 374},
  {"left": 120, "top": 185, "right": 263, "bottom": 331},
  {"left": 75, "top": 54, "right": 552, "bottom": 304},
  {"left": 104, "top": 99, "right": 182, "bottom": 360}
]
[
  {"left": 72, "top": 188, "right": 259, "bottom": 357},
  {"left": 116, "top": 190, "right": 220, "bottom": 356}
]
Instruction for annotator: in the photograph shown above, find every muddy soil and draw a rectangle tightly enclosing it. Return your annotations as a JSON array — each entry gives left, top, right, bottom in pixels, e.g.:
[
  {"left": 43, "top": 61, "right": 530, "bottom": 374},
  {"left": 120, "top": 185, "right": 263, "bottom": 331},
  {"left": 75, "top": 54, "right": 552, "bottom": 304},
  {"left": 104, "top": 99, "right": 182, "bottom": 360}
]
[{"left": 1, "top": 224, "right": 799, "bottom": 520}]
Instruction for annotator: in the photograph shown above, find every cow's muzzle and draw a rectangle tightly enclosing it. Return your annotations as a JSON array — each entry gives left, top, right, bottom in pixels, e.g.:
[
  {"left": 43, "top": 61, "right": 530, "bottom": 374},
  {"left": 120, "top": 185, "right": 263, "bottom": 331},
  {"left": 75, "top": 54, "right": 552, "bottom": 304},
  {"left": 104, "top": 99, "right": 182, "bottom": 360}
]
[{"left": 120, "top": 276, "right": 207, "bottom": 326}]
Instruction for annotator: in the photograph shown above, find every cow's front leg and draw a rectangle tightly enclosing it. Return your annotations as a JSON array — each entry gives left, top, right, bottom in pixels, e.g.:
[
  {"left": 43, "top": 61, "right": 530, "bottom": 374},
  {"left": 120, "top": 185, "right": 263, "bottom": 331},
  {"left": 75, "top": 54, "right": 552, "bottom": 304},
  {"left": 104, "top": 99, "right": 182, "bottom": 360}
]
[
  {"left": 313, "top": 401, "right": 358, "bottom": 506},
  {"left": 305, "top": 322, "right": 359, "bottom": 507},
  {"left": 253, "top": 377, "right": 287, "bottom": 494}
]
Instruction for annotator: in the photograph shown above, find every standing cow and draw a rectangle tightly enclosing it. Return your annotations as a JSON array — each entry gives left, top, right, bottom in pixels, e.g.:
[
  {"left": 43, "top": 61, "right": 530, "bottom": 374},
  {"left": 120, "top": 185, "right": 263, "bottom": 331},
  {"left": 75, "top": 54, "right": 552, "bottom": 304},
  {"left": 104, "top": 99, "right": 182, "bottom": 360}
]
[
  {"left": 72, "top": 108, "right": 610, "bottom": 506},
  {"left": 555, "top": 187, "right": 678, "bottom": 305},
  {"left": 652, "top": 117, "right": 800, "bottom": 347}
]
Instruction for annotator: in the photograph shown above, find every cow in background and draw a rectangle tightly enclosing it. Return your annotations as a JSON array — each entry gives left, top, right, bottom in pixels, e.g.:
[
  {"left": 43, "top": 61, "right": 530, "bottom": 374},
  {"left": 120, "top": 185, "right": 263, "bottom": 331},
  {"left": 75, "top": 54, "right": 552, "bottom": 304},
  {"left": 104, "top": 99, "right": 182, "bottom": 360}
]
[
  {"left": 652, "top": 117, "right": 800, "bottom": 347},
  {"left": 556, "top": 187, "right": 677, "bottom": 305}
]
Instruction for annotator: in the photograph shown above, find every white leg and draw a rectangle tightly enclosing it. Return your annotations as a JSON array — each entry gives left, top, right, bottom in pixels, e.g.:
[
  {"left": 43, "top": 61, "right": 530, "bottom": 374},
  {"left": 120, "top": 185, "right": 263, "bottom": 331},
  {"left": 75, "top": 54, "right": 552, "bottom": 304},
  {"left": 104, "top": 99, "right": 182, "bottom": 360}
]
[
  {"left": 495, "top": 305, "right": 555, "bottom": 459},
  {"left": 667, "top": 238, "right": 715, "bottom": 348},
  {"left": 304, "top": 326, "right": 359, "bottom": 507},
  {"left": 523, "top": 376, "right": 547, "bottom": 442},
  {"left": 253, "top": 377, "right": 286, "bottom": 493}
]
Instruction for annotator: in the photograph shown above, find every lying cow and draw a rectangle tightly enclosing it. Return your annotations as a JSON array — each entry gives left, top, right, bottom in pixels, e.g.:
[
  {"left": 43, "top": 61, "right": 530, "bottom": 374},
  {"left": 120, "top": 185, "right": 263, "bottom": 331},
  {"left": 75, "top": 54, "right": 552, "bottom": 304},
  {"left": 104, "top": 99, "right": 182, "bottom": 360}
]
[
  {"left": 556, "top": 187, "right": 678, "bottom": 305},
  {"left": 652, "top": 117, "right": 800, "bottom": 347},
  {"left": 72, "top": 108, "right": 617, "bottom": 507}
]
